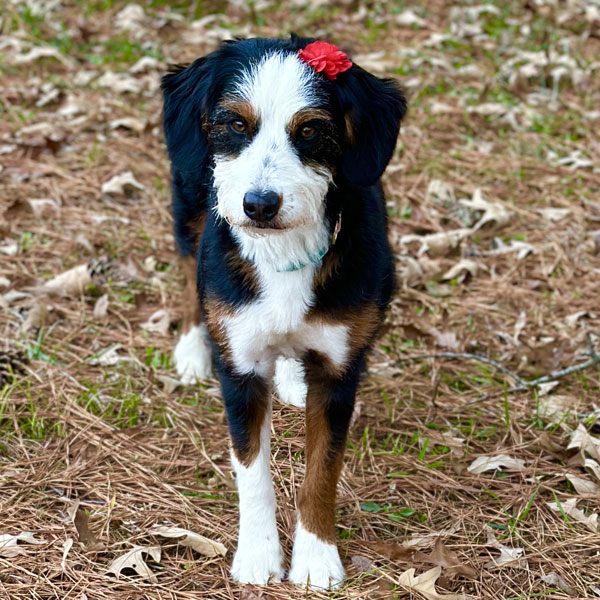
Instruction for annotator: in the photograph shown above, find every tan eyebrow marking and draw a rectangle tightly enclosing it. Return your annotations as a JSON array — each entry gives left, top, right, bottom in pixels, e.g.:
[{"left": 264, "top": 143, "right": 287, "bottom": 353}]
[
  {"left": 219, "top": 98, "right": 259, "bottom": 132},
  {"left": 287, "top": 108, "right": 333, "bottom": 136}
]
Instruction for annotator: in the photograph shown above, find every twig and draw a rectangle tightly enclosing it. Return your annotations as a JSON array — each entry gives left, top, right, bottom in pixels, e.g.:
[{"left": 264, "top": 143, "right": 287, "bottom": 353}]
[
  {"left": 399, "top": 338, "right": 600, "bottom": 404},
  {"left": 398, "top": 352, "right": 527, "bottom": 386},
  {"left": 475, "top": 353, "right": 600, "bottom": 402}
]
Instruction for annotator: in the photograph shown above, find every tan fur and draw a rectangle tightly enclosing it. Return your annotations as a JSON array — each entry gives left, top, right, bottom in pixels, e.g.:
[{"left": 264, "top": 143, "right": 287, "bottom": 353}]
[
  {"left": 203, "top": 297, "right": 232, "bottom": 360},
  {"left": 220, "top": 98, "right": 259, "bottom": 132},
  {"left": 298, "top": 374, "right": 346, "bottom": 543},
  {"left": 179, "top": 214, "right": 206, "bottom": 334},
  {"left": 287, "top": 108, "right": 333, "bottom": 137}
]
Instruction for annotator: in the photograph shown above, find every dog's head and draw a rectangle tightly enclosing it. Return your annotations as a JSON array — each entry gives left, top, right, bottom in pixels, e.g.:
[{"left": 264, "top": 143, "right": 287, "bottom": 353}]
[{"left": 162, "top": 36, "right": 406, "bottom": 262}]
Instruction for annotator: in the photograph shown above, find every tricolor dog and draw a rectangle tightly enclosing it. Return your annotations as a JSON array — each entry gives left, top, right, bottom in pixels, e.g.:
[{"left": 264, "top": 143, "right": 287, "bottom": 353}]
[{"left": 162, "top": 35, "right": 406, "bottom": 589}]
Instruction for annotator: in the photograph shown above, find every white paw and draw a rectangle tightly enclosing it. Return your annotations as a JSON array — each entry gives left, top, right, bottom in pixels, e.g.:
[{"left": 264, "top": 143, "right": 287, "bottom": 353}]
[
  {"left": 289, "top": 521, "right": 345, "bottom": 590},
  {"left": 231, "top": 537, "right": 284, "bottom": 585},
  {"left": 173, "top": 324, "right": 213, "bottom": 383},
  {"left": 274, "top": 357, "right": 307, "bottom": 408}
]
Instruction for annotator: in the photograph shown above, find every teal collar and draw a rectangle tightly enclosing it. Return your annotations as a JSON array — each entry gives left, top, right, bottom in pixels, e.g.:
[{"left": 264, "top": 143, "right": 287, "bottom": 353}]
[{"left": 277, "top": 212, "right": 342, "bottom": 273}]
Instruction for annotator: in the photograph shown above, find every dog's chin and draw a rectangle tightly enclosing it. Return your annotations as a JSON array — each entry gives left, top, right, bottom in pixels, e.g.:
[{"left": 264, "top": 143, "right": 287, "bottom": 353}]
[{"left": 230, "top": 219, "right": 294, "bottom": 237}]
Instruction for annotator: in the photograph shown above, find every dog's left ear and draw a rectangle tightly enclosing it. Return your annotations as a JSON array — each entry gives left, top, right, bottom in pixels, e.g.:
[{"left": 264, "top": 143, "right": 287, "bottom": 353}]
[{"left": 335, "top": 66, "right": 406, "bottom": 187}]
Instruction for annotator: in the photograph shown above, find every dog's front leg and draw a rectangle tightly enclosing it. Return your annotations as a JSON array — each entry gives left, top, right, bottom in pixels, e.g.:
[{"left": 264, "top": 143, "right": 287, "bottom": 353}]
[
  {"left": 289, "top": 352, "right": 361, "bottom": 590},
  {"left": 217, "top": 366, "right": 283, "bottom": 584}
]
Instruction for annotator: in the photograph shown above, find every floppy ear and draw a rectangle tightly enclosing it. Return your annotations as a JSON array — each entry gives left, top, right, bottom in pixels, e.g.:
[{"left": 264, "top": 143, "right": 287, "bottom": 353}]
[
  {"left": 335, "top": 66, "right": 406, "bottom": 187},
  {"left": 161, "top": 57, "right": 216, "bottom": 179},
  {"left": 162, "top": 58, "right": 218, "bottom": 256}
]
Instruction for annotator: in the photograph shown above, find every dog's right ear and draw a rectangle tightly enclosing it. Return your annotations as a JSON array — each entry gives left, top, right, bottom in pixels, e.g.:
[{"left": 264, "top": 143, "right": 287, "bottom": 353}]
[{"left": 161, "top": 57, "right": 216, "bottom": 178}]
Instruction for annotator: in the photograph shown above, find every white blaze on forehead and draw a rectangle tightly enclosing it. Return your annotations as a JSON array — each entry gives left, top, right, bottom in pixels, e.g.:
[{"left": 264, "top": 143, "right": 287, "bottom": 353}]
[{"left": 235, "top": 52, "right": 318, "bottom": 124}]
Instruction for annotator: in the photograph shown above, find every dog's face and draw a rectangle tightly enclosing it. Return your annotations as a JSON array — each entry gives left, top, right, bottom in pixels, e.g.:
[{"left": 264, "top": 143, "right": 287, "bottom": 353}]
[
  {"left": 207, "top": 53, "right": 338, "bottom": 233},
  {"left": 162, "top": 37, "right": 406, "bottom": 259}
]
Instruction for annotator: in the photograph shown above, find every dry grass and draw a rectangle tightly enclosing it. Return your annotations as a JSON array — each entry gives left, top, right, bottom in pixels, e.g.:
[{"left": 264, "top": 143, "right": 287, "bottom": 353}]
[{"left": 1, "top": 1, "right": 600, "bottom": 598}]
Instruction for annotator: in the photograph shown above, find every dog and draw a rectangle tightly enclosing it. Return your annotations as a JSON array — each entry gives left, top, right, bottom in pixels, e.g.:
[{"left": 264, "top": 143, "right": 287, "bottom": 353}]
[{"left": 161, "top": 35, "right": 406, "bottom": 589}]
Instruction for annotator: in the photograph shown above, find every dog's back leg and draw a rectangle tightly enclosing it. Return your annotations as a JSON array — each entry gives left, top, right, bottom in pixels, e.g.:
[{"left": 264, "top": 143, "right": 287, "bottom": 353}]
[{"left": 172, "top": 209, "right": 212, "bottom": 383}]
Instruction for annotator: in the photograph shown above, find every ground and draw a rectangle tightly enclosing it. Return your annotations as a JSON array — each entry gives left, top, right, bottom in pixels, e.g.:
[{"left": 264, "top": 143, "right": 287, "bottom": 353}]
[{"left": 1, "top": 1, "right": 600, "bottom": 599}]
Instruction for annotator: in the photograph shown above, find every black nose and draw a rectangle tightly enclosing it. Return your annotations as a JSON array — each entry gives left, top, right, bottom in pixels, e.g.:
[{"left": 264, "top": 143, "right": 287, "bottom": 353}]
[{"left": 243, "top": 190, "right": 280, "bottom": 222}]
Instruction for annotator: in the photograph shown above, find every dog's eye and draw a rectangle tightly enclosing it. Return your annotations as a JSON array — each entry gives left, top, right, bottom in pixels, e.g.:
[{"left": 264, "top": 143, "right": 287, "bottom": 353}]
[
  {"left": 230, "top": 119, "right": 247, "bottom": 134},
  {"left": 300, "top": 125, "right": 316, "bottom": 140}
]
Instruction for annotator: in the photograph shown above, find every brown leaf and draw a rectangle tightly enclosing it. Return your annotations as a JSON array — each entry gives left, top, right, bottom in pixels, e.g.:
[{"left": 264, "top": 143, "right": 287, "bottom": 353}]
[
  {"left": 398, "top": 566, "right": 470, "bottom": 599},
  {"left": 149, "top": 525, "right": 226, "bottom": 557},
  {"left": 3, "top": 198, "right": 33, "bottom": 221},
  {"left": 350, "top": 555, "right": 373, "bottom": 573},
  {"left": 73, "top": 508, "right": 104, "bottom": 550},
  {"left": 368, "top": 540, "right": 414, "bottom": 561},
  {"left": 413, "top": 538, "right": 477, "bottom": 579}
]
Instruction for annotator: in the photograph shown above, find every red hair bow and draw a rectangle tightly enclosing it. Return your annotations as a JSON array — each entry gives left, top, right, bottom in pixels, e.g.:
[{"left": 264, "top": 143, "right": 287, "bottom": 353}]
[{"left": 298, "top": 41, "right": 352, "bottom": 80}]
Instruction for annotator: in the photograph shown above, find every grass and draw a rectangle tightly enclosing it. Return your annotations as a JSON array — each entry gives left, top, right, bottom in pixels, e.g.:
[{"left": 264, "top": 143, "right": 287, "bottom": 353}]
[{"left": 1, "top": 0, "right": 600, "bottom": 598}]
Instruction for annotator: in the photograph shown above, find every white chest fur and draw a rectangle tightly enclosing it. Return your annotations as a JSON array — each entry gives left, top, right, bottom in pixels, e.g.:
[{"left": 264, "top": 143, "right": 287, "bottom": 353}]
[{"left": 221, "top": 262, "right": 348, "bottom": 378}]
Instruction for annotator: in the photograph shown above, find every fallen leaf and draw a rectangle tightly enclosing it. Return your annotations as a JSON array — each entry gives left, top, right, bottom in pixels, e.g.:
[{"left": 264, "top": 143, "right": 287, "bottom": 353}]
[
  {"left": 96, "top": 72, "right": 142, "bottom": 94},
  {"left": 40, "top": 263, "right": 92, "bottom": 296},
  {"left": 61, "top": 538, "right": 73, "bottom": 570},
  {"left": 398, "top": 566, "right": 469, "bottom": 600},
  {"left": 107, "top": 545, "right": 161, "bottom": 583},
  {"left": 13, "top": 46, "right": 74, "bottom": 68},
  {"left": 565, "top": 311, "right": 593, "bottom": 328},
  {"left": 129, "top": 56, "right": 162, "bottom": 74},
  {"left": 538, "top": 208, "right": 571, "bottom": 222},
  {"left": 428, "top": 179, "right": 455, "bottom": 203},
  {"left": 396, "top": 9, "right": 426, "bottom": 27},
  {"left": 149, "top": 525, "right": 227, "bottom": 557},
  {"left": 467, "top": 455, "right": 526, "bottom": 474},
  {"left": 485, "top": 238, "right": 536, "bottom": 260},
  {"left": 584, "top": 458, "right": 600, "bottom": 481},
  {"left": 115, "top": 3, "right": 146, "bottom": 31},
  {"left": 442, "top": 259, "right": 485, "bottom": 282},
  {"left": 73, "top": 504, "right": 103, "bottom": 550},
  {"left": 109, "top": 117, "right": 147, "bottom": 133},
  {"left": 538, "top": 395, "right": 579, "bottom": 421},
  {"left": 28, "top": 198, "right": 60, "bottom": 216},
  {"left": 413, "top": 538, "right": 477, "bottom": 579},
  {"left": 459, "top": 189, "right": 512, "bottom": 230},
  {"left": 546, "top": 497, "right": 598, "bottom": 531},
  {"left": 368, "top": 540, "right": 414, "bottom": 561},
  {"left": 3, "top": 198, "right": 33, "bottom": 220},
  {"left": 0, "top": 532, "right": 46, "bottom": 557},
  {"left": 399, "top": 228, "right": 473, "bottom": 257},
  {"left": 513, "top": 311, "right": 526, "bottom": 345},
  {"left": 565, "top": 473, "right": 600, "bottom": 495},
  {"left": 540, "top": 572, "right": 575, "bottom": 595},
  {"left": 567, "top": 424, "right": 600, "bottom": 461},
  {"left": 101, "top": 171, "right": 145, "bottom": 196},
  {"left": 89, "top": 344, "right": 130, "bottom": 366},
  {"left": 240, "top": 586, "right": 269, "bottom": 600},
  {"left": 141, "top": 309, "right": 171, "bottom": 335},
  {"left": 424, "top": 431, "right": 466, "bottom": 457},
  {"left": 20, "top": 303, "right": 50, "bottom": 333},
  {"left": 485, "top": 527, "right": 526, "bottom": 568},
  {"left": 351, "top": 555, "right": 373, "bottom": 573},
  {"left": 93, "top": 294, "right": 109, "bottom": 319}
]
